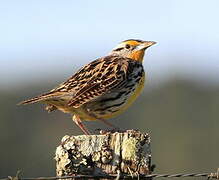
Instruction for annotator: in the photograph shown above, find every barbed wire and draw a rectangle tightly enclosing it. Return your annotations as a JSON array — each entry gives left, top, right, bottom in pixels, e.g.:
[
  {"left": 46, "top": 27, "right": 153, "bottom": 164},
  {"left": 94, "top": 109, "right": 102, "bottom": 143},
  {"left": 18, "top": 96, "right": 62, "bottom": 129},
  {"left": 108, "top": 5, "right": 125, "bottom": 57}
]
[{"left": 2, "top": 169, "right": 219, "bottom": 180}]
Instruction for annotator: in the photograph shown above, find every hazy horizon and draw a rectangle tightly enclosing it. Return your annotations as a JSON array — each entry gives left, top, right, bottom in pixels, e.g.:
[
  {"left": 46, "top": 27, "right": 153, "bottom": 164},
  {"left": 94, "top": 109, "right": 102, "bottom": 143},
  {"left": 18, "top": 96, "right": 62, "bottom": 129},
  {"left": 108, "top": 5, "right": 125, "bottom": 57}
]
[{"left": 1, "top": 0, "right": 219, "bottom": 88}]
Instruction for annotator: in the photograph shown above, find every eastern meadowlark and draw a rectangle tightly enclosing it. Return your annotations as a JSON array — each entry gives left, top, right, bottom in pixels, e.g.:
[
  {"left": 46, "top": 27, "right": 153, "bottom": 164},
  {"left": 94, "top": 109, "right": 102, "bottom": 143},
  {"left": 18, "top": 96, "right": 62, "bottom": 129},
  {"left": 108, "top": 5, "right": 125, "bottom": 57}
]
[{"left": 19, "top": 39, "right": 156, "bottom": 134}]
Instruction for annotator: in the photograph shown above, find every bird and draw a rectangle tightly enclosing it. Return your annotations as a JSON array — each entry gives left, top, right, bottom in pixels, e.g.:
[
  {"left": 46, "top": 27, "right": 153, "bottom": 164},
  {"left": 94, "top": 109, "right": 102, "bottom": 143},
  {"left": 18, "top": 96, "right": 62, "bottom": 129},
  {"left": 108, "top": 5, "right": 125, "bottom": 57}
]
[{"left": 19, "top": 39, "right": 156, "bottom": 135}]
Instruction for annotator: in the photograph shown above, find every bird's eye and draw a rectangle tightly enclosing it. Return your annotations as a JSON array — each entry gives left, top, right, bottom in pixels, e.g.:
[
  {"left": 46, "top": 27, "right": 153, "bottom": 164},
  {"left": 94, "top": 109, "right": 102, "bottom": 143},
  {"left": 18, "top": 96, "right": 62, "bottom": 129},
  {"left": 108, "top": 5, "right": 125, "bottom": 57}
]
[{"left": 125, "top": 44, "right": 131, "bottom": 49}]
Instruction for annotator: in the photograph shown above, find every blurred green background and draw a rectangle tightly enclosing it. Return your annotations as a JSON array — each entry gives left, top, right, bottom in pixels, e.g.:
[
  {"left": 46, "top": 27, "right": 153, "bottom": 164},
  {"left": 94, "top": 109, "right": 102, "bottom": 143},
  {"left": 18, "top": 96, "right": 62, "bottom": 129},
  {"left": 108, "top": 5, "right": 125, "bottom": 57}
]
[{"left": 1, "top": 0, "right": 219, "bottom": 178}]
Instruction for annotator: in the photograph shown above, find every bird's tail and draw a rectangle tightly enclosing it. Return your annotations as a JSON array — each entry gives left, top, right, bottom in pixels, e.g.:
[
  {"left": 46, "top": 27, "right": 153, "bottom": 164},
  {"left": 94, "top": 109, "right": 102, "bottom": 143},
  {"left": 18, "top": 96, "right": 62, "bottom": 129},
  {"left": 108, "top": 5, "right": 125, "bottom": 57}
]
[{"left": 18, "top": 92, "right": 60, "bottom": 105}]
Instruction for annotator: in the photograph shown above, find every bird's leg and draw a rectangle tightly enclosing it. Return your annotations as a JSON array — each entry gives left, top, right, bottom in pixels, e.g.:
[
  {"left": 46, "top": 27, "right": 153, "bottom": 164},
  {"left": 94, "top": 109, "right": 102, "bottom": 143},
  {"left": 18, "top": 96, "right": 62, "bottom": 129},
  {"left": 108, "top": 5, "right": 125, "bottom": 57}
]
[
  {"left": 86, "top": 108, "right": 119, "bottom": 129},
  {"left": 95, "top": 118, "right": 124, "bottom": 133},
  {"left": 96, "top": 118, "right": 117, "bottom": 128},
  {"left": 72, "top": 115, "right": 90, "bottom": 135}
]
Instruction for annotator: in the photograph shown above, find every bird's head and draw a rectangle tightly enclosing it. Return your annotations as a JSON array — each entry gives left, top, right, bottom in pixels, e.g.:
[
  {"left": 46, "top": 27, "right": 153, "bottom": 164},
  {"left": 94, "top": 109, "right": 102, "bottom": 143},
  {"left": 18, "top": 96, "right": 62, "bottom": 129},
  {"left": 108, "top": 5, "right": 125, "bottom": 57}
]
[{"left": 110, "top": 39, "right": 156, "bottom": 62}]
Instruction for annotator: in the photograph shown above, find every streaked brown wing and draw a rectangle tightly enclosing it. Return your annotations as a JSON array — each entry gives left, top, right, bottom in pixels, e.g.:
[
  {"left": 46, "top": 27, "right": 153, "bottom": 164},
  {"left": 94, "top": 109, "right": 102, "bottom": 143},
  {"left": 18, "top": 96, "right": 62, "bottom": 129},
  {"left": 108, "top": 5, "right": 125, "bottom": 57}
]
[
  {"left": 19, "top": 57, "right": 110, "bottom": 105},
  {"left": 66, "top": 55, "right": 135, "bottom": 108},
  {"left": 19, "top": 55, "right": 139, "bottom": 107}
]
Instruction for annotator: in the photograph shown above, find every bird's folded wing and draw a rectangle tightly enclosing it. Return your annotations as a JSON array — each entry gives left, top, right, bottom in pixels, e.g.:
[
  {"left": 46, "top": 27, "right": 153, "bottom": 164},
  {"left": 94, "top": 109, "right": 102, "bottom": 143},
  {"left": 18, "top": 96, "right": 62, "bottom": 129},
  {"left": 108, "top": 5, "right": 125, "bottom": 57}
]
[
  {"left": 67, "top": 74, "right": 125, "bottom": 108},
  {"left": 43, "top": 55, "right": 136, "bottom": 108},
  {"left": 68, "top": 59, "right": 129, "bottom": 108},
  {"left": 65, "top": 56, "right": 132, "bottom": 108}
]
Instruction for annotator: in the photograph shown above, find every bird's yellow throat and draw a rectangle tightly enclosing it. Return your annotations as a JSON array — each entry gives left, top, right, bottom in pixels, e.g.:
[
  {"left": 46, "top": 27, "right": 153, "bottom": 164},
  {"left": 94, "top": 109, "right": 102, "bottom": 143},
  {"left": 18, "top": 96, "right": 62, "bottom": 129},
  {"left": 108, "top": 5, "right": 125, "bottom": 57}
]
[{"left": 128, "top": 50, "right": 145, "bottom": 62}]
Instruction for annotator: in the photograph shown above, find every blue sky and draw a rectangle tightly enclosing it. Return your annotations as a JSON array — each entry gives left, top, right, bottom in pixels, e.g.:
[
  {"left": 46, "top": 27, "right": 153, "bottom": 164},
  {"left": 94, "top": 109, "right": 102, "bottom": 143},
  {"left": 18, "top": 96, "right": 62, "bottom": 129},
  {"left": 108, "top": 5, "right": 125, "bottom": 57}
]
[{"left": 1, "top": 0, "right": 219, "bottom": 88}]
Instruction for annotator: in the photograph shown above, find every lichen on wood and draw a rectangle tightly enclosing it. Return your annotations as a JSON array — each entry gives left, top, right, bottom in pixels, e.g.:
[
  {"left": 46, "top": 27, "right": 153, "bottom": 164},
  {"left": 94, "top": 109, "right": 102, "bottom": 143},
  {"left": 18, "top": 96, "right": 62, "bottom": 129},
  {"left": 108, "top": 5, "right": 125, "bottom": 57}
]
[{"left": 55, "top": 130, "right": 151, "bottom": 178}]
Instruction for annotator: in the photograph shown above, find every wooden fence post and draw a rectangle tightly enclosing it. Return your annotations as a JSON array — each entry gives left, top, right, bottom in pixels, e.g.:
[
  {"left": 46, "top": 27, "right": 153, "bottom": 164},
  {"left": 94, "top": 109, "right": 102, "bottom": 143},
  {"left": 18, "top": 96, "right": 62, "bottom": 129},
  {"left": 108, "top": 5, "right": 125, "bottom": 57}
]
[{"left": 55, "top": 130, "right": 151, "bottom": 179}]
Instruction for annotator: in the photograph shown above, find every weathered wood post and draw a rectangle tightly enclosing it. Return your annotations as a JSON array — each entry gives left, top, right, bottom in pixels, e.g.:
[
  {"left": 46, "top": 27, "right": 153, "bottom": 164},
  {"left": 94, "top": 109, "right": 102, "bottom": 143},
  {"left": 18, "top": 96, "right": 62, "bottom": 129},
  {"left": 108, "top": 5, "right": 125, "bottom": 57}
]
[{"left": 55, "top": 130, "right": 151, "bottom": 179}]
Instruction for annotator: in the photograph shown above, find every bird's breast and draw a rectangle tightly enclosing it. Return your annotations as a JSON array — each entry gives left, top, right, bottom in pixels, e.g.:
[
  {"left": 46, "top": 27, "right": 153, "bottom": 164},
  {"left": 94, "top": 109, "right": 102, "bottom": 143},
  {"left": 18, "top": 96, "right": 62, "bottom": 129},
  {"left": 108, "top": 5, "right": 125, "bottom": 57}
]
[{"left": 84, "top": 72, "right": 145, "bottom": 120}]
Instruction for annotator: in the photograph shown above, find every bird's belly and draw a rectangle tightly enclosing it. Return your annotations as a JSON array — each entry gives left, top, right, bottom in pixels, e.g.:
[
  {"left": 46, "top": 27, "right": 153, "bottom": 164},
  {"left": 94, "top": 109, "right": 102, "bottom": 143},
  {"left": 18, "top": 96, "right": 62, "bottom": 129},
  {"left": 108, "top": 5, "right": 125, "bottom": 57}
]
[
  {"left": 86, "top": 75, "right": 145, "bottom": 120},
  {"left": 49, "top": 102, "right": 97, "bottom": 120}
]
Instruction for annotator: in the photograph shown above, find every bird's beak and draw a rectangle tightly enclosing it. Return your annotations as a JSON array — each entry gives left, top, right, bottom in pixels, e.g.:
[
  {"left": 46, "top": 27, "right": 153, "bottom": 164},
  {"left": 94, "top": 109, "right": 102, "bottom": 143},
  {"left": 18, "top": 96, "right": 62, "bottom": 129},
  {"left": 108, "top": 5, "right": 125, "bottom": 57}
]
[{"left": 136, "top": 41, "right": 157, "bottom": 50}]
